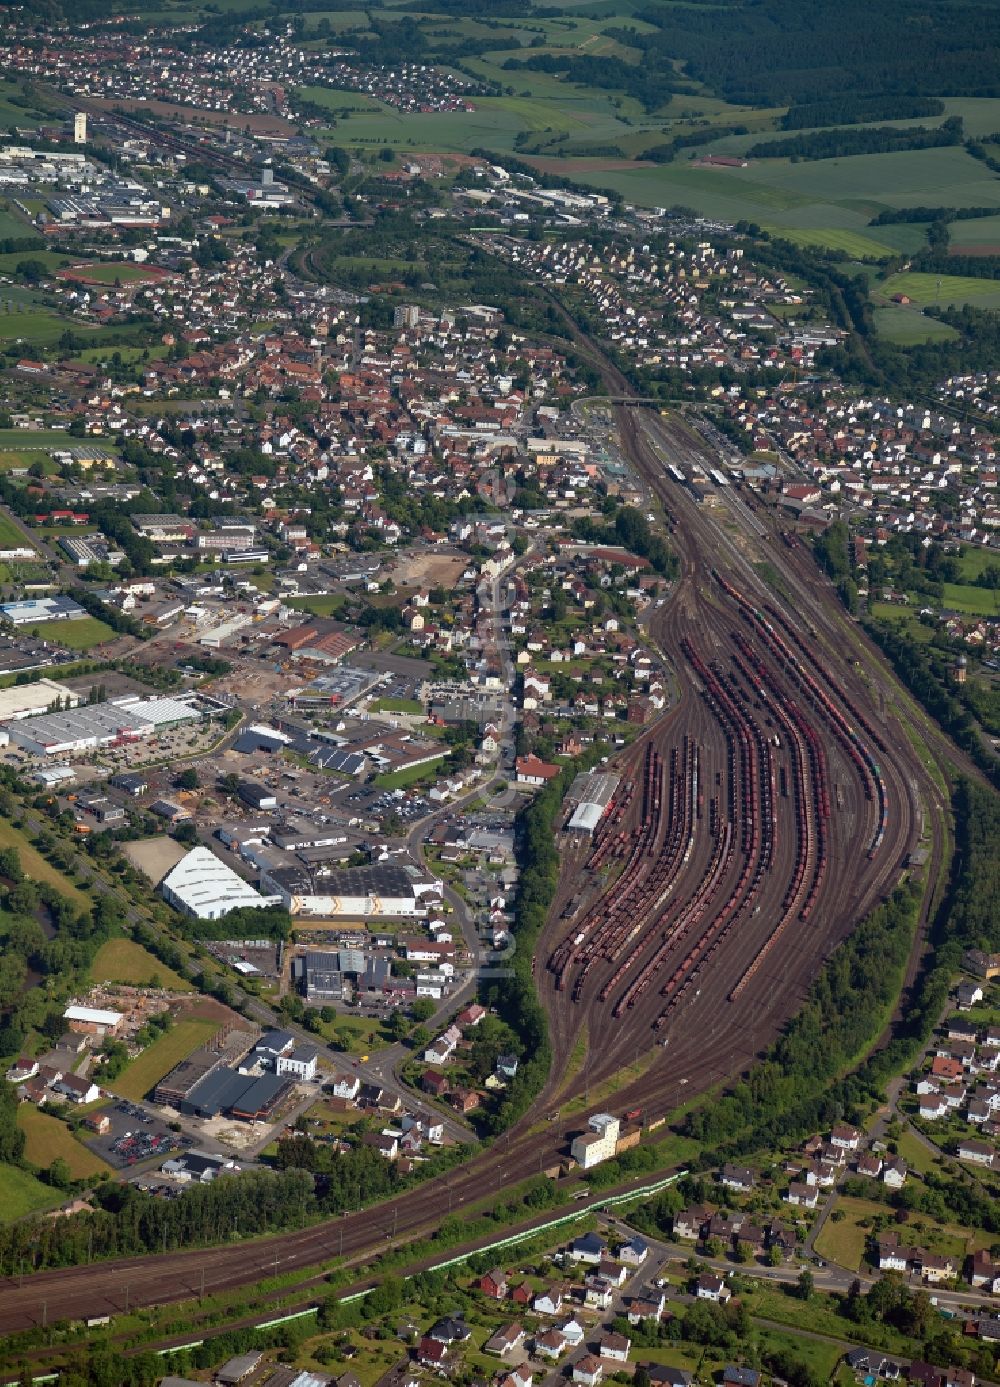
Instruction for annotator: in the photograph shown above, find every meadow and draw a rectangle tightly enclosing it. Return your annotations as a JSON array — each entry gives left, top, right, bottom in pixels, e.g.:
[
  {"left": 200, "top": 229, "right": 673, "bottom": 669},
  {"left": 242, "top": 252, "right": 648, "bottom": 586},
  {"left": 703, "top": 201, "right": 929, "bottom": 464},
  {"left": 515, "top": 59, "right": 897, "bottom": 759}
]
[
  {"left": 16, "top": 1108, "right": 112, "bottom": 1180},
  {"left": 32, "top": 617, "right": 115, "bottom": 650},
  {"left": 109, "top": 1018, "right": 219, "bottom": 1102},
  {"left": 88, "top": 937, "right": 191, "bottom": 992},
  {"left": 0, "top": 514, "right": 33, "bottom": 549},
  {"left": 878, "top": 271, "right": 1000, "bottom": 311},
  {"left": 0, "top": 1162, "right": 62, "bottom": 1221},
  {"left": 873, "top": 304, "right": 961, "bottom": 345}
]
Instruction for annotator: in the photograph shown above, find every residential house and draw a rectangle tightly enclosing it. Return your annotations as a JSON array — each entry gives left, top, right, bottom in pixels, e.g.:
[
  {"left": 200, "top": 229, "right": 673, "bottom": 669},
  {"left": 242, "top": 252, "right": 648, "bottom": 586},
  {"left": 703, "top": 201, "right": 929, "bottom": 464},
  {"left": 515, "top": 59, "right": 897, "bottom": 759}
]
[
  {"left": 484, "top": 1324, "right": 525, "bottom": 1357},
  {"left": 696, "top": 1275, "right": 731, "bottom": 1303},
  {"left": 598, "top": 1334, "right": 631, "bottom": 1364},
  {"left": 573, "top": 1356, "right": 604, "bottom": 1387}
]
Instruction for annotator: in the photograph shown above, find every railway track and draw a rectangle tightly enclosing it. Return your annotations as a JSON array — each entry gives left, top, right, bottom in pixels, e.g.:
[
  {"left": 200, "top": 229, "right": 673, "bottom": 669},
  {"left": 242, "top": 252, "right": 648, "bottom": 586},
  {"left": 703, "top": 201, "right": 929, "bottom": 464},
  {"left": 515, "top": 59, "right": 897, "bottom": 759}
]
[{"left": 0, "top": 311, "right": 956, "bottom": 1342}]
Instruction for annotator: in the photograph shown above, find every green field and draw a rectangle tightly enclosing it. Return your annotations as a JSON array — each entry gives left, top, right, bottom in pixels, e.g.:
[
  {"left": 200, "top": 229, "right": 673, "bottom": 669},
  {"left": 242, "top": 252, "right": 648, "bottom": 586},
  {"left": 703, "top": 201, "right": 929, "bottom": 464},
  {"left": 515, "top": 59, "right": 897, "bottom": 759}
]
[
  {"left": 374, "top": 755, "right": 447, "bottom": 788},
  {"left": 0, "top": 429, "right": 71, "bottom": 449},
  {"left": 955, "top": 546, "right": 1000, "bottom": 581},
  {"left": 814, "top": 1194, "right": 884, "bottom": 1270},
  {"left": 32, "top": 617, "right": 115, "bottom": 650},
  {"left": 879, "top": 271, "right": 1000, "bottom": 310},
  {"left": 17, "top": 1107, "right": 112, "bottom": 1180},
  {"left": 948, "top": 214, "right": 1000, "bottom": 251},
  {"left": 0, "top": 817, "right": 90, "bottom": 910},
  {"left": 0, "top": 1161, "right": 62, "bottom": 1221},
  {"left": 109, "top": 1018, "right": 218, "bottom": 1101},
  {"left": 286, "top": 593, "right": 346, "bottom": 616},
  {"left": 942, "top": 581, "right": 1000, "bottom": 616},
  {"left": 63, "top": 262, "right": 160, "bottom": 284},
  {"left": 761, "top": 225, "right": 900, "bottom": 259},
  {"left": 0, "top": 450, "right": 57, "bottom": 474},
  {"left": 88, "top": 937, "right": 190, "bottom": 992},
  {"left": 0, "top": 309, "right": 75, "bottom": 345},
  {"left": 371, "top": 697, "right": 423, "bottom": 714},
  {"left": 873, "top": 304, "right": 961, "bottom": 344},
  {"left": 0, "top": 514, "right": 32, "bottom": 549}
]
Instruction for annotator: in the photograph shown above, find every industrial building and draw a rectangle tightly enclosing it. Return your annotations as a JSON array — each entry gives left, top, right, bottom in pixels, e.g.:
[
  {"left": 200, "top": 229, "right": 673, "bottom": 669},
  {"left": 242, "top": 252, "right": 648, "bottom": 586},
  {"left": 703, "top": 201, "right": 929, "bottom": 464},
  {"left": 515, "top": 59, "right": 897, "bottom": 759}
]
[
  {"left": 0, "top": 595, "right": 87, "bottom": 626},
  {"left": 293, "top": 951, "right": 344, "bottom": 1002},
  {"left": 161, "top": 846, "right": 281, "bottom": 921},
  {"left": 177, "top": 1067, "right": 295, "bottom": 1121},
  {"left": 259, "top": 861, "right": 436, "bottom": 918},
  {"left": 566, "top": 771, "right": 621, "bottom": 834},
  {"left": 0, "top": 679, "right": 81, "bottom": 722},
  {"left": 64, "top": 1004, "right": 123, "bottom": 1037},
  {"left": 59, "top": 534, "right": 125, "bottom": 568},
  {"left": 5, "top": 695, "right": 203, "bottom": 757},
  {"left": 571, "top": 1113, "right": 621, "bottom": 1169}
]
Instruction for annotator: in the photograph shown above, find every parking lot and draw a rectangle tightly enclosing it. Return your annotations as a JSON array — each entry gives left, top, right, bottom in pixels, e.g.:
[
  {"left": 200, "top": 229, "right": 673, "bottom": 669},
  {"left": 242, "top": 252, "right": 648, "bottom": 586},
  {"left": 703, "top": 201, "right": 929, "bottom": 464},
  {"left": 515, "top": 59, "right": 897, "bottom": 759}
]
[{"left": 86, "top": 1102, "right": 187, "bottom": 1170}]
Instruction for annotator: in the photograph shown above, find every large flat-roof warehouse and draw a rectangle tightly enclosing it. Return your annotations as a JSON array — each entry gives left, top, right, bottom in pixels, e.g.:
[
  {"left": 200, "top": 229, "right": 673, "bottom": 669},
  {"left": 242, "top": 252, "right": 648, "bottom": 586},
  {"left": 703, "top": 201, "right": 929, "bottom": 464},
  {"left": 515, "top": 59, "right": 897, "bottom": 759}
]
[
  {"left": 259, "top": 861, "right": 439, "bottom": 917},
  {"left": 5, "top": 695, "right": 203, "bottom": 756}
]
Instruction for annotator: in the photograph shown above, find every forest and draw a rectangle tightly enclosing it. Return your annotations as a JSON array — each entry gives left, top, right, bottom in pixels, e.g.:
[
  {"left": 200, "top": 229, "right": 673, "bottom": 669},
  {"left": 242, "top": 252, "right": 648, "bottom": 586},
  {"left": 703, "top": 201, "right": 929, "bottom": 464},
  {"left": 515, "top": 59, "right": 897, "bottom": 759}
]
[{"left": 630, "top": 0, "right": 1000, "bottom": 106}]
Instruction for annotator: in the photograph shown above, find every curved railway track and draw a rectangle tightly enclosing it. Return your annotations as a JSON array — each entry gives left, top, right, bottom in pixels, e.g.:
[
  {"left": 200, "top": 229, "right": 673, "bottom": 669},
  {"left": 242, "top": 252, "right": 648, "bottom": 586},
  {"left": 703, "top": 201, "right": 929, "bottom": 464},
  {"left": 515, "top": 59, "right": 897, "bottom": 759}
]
[{"left": 0, "top": 319, "right": 954, "bottom": 1340}]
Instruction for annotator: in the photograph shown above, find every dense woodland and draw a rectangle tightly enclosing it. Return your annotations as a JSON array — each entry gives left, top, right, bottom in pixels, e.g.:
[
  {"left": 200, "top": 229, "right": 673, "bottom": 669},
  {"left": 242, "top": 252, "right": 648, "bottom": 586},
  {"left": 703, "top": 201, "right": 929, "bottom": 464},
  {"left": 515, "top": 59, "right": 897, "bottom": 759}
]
[{"left": 630, "top": 0, "right": 1000, "bottom": 106}]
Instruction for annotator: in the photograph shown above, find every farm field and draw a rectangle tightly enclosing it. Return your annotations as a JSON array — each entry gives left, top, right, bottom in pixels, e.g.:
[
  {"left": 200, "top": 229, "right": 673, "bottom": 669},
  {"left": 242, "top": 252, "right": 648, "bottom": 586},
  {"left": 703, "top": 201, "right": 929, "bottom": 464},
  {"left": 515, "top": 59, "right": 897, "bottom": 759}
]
[
  {"left": 88, "top": 937, "right": 191, "bottom": 992},
  {"left": 0, "top": 1162, "right": 62, "bottom": 1221},
  {"left": 521, "top": 145, "right": 1000, "bottom": 250},
  {"left": 0, "top": 817, "right": 90, "bottom": 910},
  {"left": 873, "top": 304, "right": 961, "bottom": 344},
  {"left": 109, "top": 1018, "right": 218, "bottom": 1101},
  {"left": 878, "top": 271, "right": 1000, "bottom": 310},
  {"left": 16, "top": 1107, "right": 112, "bottom": 1180},
  {"left": 32, "top": 617, "right": 115, "bottom": 650},
  {"left": 761, "top": 225, "right": 899, "bottom": 259},
  {"left": 949, "top": 214, "right": 1000, "bottom": 253}
]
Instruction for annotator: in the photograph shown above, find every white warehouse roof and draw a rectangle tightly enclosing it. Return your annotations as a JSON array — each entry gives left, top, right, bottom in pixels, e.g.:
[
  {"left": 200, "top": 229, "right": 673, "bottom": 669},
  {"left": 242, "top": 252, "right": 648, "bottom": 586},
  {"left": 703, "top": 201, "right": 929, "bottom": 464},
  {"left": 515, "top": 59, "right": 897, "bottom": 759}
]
[
  {"left": 64, "top": 1004, "right": 123, "bottom": 1027},
  {"left": 161, "top": 846, "right": 280, "bottom": 920},
  {"left": 568, "top": 802, "right": 604, "bottom": 833}
]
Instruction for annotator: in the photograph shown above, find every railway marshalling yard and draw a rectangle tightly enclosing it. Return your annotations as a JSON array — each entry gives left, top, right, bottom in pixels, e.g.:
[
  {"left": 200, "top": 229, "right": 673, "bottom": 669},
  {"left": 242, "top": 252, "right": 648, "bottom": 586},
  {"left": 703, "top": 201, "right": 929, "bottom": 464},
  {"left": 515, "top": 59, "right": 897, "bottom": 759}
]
[{"left": 0, "top": 406, "right": 957, "bottom": 1342}]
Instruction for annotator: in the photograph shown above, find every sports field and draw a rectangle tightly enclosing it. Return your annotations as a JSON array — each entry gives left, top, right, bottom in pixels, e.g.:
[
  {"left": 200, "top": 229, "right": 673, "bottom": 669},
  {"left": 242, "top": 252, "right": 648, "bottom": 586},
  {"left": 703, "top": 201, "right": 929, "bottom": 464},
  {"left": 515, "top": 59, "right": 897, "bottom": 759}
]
[
  {"left": 16, "top": 1108, "right": 112, "bottom": 1180},
  {"left": 88, "top": 937, "right": 190, "bottom": 991},
  {"left": 109, "top": 1018, "right": 218, "bottom": 1102}
]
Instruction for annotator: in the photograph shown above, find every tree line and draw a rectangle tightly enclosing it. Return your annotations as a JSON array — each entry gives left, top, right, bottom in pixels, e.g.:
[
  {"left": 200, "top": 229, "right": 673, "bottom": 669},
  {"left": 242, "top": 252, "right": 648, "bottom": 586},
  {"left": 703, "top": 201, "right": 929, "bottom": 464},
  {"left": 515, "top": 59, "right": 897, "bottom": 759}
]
[
  {"left": 780, "top": 95, "right": 944, "bottom": 130},
  {"left": 746, "top": 117, "right": 963, "bottom": 162}
]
